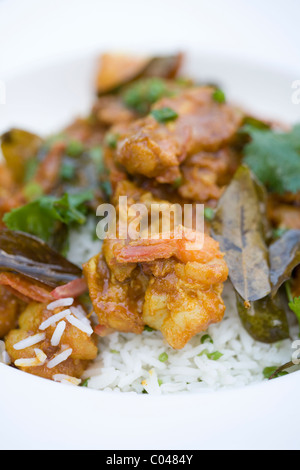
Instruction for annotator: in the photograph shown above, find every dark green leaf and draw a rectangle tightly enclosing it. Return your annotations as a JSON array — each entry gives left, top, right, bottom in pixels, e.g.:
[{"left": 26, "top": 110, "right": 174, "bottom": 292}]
[
  {"left": 243, "top": 124, "right": 300, "bottom": 194},
  {"left": 211, "top": 165, "right": 271, "bottom": 302},
  {"left": 3, "top": 190, "right": 93, "bottom": 242}
]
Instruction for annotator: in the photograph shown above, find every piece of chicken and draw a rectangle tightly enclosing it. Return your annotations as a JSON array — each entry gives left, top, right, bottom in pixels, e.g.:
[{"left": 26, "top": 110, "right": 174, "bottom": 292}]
[
  {"left": 0, "top": 286, "right": 24, "bottom": 338},
  {"left": 114, "top": 87, "right": 243, "bottom": 184},
  {"left": 5, "top": 301, "right": 98, "bottom": 380}
]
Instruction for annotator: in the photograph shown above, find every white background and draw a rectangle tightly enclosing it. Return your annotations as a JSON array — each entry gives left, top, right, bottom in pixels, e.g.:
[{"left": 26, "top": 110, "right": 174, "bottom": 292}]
[{"left": 0, "top": 0, "right": 299, "bottom": 75}]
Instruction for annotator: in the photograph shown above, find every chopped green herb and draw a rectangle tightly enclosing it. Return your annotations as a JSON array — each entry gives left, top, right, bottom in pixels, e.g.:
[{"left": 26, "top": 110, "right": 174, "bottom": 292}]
[
  {"left": 151, "top": 107, "right": 178, "bottom": 123},
  {"left": 66, "top": 140, "right": 84, "bottom": 157},
  {"left": 158, "top": 352, "right": 168, "bottom": 362},
  {"left": 243, "top": 124, "right": 300, "bottom": 194},
  {"left": 263, "top": 366, "right": 289, "bottom": 380},
  {"left": 3, "top": 190, "right": 93, "bottom": 242},
  {"left": 201, "top": 334, "right": 213, "bottom": 344},
  {"left": 207, "top": 351, "right": 223, "bottom": 361},
  {"left": 204, "top": 207, "right": 215, "bottom": 221},
  {"left": 213, "top": 89, "right": 226, "bottom": 103},
  {"left": 60, "top": 162, "right": 76, "bottom": 181},
  {"left": 23, "top": 182, "right": 44, "bottom": 201},
  {"left": 110, "top": 349, "right": 120, "bottom": 354},
  {"left": 44, "top": 133, "right": 66, "bottom": 149},
  {"left": 198, "top": 349, "right": 223, "bottom": 360},
  {"left": 100, "top": 180, "right": 113, "bottom": 198},
  {"left": 172, "top": 176, "right": 182, "bottom": 189},
  {"left": 198, "top": 349, "right": 209, "bottom": 357},
  {"left": 272, "top": 227, "right": 288, "bottom": 240},
  {"left": 158, "top": 379, "right": 163, "bottom": 386},
  {"left": 105, "top": 133, "right": 119, "bottom": 149},
  {"left": 144, "top": 325, "right": 154, "bottom": 332},
  {"left": 81, "top": 379, "right": 89, "bottom": 387},
  {"left": 122, "top": 78, "right": 173, "bottom": 114},
  {"left": 89, "top": 146, "right": 104, "bottom": 173},
  {"left": 24, "top": 158, "right": 39, "bottom": 182}
]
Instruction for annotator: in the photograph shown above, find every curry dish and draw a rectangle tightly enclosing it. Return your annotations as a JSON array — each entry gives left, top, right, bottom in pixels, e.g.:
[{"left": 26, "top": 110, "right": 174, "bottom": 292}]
[{"left": 0, "top": 53, "right": 300, "bottom": 387}]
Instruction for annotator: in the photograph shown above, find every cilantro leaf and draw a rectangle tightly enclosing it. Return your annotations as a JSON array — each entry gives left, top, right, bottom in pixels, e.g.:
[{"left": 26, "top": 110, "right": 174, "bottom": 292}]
[
  {"left": 243, "top": 124, "right": 300, "bottom": 194},
  {"left": 151, "top": 107, "right": 178, "bottom": 123},
  {"left": 122, "top": 78, "right": 173, "bottom": 114},
  {"left": 212, "top": 89, "right": 226, "bottom": 103},
  {"left": 3, "top": 190, "right": 93, "bottom": 242}
]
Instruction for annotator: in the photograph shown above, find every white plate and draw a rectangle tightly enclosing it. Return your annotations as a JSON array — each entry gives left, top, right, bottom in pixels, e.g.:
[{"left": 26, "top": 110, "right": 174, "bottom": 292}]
[{"left": 0, "top": 52, "right": 299, "bottom": 450}]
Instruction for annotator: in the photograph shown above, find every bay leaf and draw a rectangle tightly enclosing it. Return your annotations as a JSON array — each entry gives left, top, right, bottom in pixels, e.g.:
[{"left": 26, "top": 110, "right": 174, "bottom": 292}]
[
  {"left": 0, "top": 229, "right": 82, "bottom": 287},
  {"left": 212, "top": 165, "right": 271, "bottom": 302},
  {"left": 269, "top": 229, "right": 300, "bottom": 295}
]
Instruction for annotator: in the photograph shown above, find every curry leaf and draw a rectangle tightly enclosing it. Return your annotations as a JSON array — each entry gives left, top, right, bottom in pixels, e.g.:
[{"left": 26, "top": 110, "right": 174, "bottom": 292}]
[
  {"left": 211, "top": 165, "right": 271, "bottom": 302},
  {"left": 269, "top": 230, "right": 300, "bottom": 295},
  {"left": 0, "top": 229, "right": 82, "bottom": 287}
]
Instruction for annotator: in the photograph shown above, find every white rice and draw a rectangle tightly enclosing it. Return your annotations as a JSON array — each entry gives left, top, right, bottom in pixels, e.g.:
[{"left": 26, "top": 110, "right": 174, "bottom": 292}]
[
  {"left": 47, "top": 298, "right": 74, "bottom": 311},
  {"left": 70, "top": 306, "right": 91, "bottom": 326},
  {"left": 67, "top": 217, "right": 102, "bottom": 267},
  {"left": 14, "top": 348, "right": 47, "bottom": 368},
  {"left": 53, "top": 374, "right": 81, "bottom": 386},
  {"left": 83, "top": 285, "right": 294, "bottom": 394},
  {"left": 13, "top": 333, "right": 46, "bottom": 350},
  {"left": 47, "top": 348, "right": 73, "bottom": 369},
  {"left": 39, "top": 309, "right": 71, "bottom": 331},
  {"left": 66, "top": 314, "right": 93, "bottom": 336},
  {"left": 51, "top": 321, "right": 66, "bottom": 346},
  {"left": 0, "top": 340, "right": 10, "bottom": 365}
]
